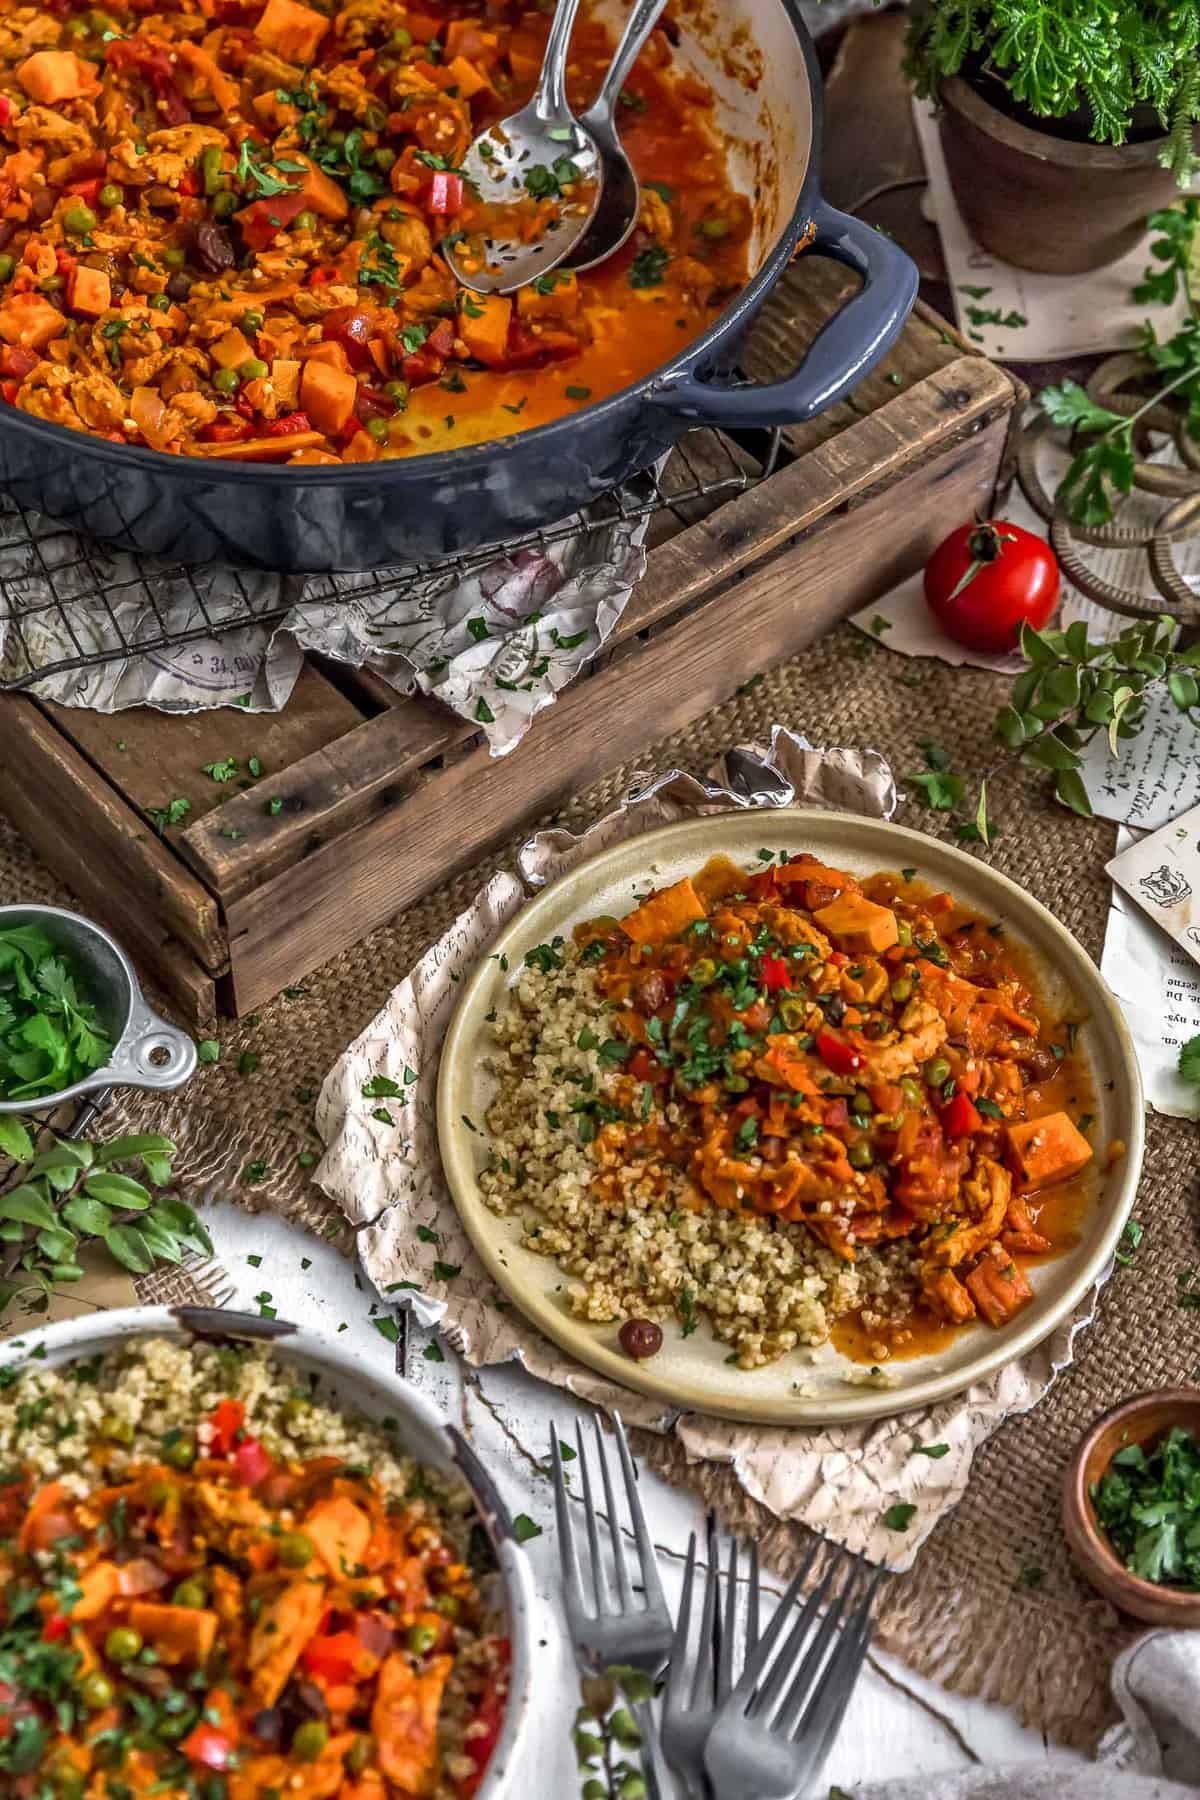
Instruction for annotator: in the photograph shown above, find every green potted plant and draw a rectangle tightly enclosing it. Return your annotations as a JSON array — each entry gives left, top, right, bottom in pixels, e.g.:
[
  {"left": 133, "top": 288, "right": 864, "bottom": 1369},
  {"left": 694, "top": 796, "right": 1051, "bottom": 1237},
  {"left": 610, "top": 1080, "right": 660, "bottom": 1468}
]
[{"left": 906, "top": 0, "right": 1200, "bottom": 272}]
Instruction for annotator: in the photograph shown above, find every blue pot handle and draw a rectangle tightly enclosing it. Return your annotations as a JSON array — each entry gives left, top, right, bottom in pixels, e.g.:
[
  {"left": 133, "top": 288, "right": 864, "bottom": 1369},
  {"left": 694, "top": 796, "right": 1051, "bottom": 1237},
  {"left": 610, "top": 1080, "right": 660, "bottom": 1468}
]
[{"left": 650, "top": 201, "right": 919, "bottom": 429}]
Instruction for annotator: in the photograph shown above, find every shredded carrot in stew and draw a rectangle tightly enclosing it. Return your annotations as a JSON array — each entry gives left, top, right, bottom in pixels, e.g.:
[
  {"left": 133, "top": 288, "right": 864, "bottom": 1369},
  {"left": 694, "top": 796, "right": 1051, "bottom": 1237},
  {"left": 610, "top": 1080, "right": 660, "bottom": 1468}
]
[
  {"left": 0, "top": 1397, "right": 508, "bottom": 1797},
  {"left": 576, "top": 851, "right": 1095, "bottom": 1337},
  {"left": 0, "top": 1, "right": 750, "bottom": 462}
]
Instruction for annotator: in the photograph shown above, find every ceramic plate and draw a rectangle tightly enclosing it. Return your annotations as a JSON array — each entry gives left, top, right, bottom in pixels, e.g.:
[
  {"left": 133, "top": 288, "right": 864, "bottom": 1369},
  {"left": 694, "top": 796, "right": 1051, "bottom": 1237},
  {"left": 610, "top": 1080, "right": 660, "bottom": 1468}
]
[{"left": 437, "top": 810, "right": 1144, "bottom": 1424}]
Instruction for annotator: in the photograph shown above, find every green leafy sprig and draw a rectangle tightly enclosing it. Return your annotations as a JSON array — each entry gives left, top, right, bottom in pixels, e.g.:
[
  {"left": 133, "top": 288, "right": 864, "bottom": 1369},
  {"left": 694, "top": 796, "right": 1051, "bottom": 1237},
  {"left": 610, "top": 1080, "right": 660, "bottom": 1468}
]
[
  {"left": 574, "top": 1666, "right": 654, "bottom": 1800},
  {"left": 1041, "top": 200, "right": 1200, "bottom": 525},
  {"left": 0, "top": 925, "right": 112, "bottom": 1100},
  {"left": 0, "top": 1117, "right": 211, "bottom": 1317},
  {"left": 905, "top": 3, "right": 1200, "bottom": 183}
]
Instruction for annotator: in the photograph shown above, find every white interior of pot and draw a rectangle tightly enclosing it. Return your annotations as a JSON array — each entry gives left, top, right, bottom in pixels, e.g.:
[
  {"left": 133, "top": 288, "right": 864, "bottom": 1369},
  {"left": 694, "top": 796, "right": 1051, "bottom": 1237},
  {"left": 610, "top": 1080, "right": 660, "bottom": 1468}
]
[{"left": 589, "top": 0, "right": 813, "bottom": 272}]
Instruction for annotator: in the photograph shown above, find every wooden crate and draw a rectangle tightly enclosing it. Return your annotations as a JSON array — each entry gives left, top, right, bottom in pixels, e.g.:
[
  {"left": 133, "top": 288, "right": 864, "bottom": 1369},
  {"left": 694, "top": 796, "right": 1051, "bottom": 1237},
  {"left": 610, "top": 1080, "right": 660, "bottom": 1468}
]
[{"left": 0, "top": 263, "right": 1021, "bottom": 1024}]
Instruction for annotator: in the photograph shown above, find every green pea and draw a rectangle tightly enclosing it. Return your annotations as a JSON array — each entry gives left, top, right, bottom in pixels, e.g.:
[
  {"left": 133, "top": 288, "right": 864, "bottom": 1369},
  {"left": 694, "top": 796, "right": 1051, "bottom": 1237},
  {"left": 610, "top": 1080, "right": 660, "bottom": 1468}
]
[
  {"left": 80, "top": 1671, "right": 114, "bottom": 1711},
  {"left": 847, "top": 1141, "right": 873, "bottom": 1169},
  {"left": 384, "top": 379, "right": 409, "bottom": 410},
  {"left": 373, "top": 146, "right": 397, "bottom": 172},
  {"left": 899, "top": 1077, "right": 922, "bottom": 1108},
  {"left": 326, "top": 128, "right": 346, "bottom": 148},
  {"left": 239, "top": 308, "right": 264, "bottom": 332},
  {"left": 102, "top": 1414, "right": 134, "bottom": 1445},
  {"left": 239, "top": 357, "right": 269, "bottom": 381},
  {"left": 0, "top": 253, "right": 14, "bottom": 284},
  {"left": 282, "top": 1394, "right": 312, "bottom": 1427},
  {"left": 211, "top": 190, "right": 238, "bottom": 220},
  {"left": 292, "top": 1720, "right": 329, "bottom": 1761},
  {"left": 149, "top": 292, "right": 171, "bottom": 311},
  {"left": 364, "top": 104, "right": 387, "bottom": 131},
  {"left": 293, "top": 209, "right": 318, "bottom": 231},
  {"left": 390, "top": 25, "right": 412, "bottom": 46},
  {"left": 277, "top": 1532, "right": 315, "bottom": 1568},
  {"left": 406, "top": 1623, "right": 439, "bottom": 1656},
  {"left": 201, "top": 144, "right": 224, "bottom": 196},
  {"left": 172, "top": 1578, "right": 208, "bottom": 1608},
  {"left": 924, "top": 1057, "right": 951, "bottom": 1088},
  {"left": 64, "top": 202, "right": 97, "bottom": 236},
  {"left": 851, "top": 1089, "right": 873, "bottom": 1116},
  {"left": 98, "top": 183, "right": 123, "bottom": 209},
  {"left": 104, "top": 1625, "right": 144, "bottom": 1663},
  {"left": 699, "top": 217, "right": 730, "bottom": 239},
  {"left": 344, "top": 1737, "right": 372, "bottom": 1775},
  {"left": 39, "top": 274, "right": 65, "bottom": 291},
  {"left": 161, "top": 246, "right": 187, "bottom": 268},
  {"left": 432, "top": 1592, "right": 460, "bottom": 1619},
  {"left": 212, "top": 367, "right": 240, "bottom": 394},
  {"left": 779, "top": 995, "right": 808, "bottom": 1030},
  {"left": 689, "top": 957, "right": 717, "bottom": 986},
  {"left": 723, "top": 1073, "right": 749, "bottom": 1093},
  {"left": 365, "top": 416, "right": 389, "bottom": 442},
  {"left": 65, "top": 15, "right": 90, "bottom": 35},
  {"left": 162, "top": 1433, "right": 196, "bottom": 1469},
  {"left": 890, "top": 976, "right": 913, "bottom": 1003}
]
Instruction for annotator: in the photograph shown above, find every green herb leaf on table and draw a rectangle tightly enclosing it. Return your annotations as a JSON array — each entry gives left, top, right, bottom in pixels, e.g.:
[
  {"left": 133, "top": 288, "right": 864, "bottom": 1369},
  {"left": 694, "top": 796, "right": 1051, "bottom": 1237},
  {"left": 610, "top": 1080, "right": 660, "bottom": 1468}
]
[
  {"left": 1179, "top": 1035, "right": 1200, "bottom": 1085},
  {"left": 882, "top": 1502, "right": 917, "bottom": 1532}
]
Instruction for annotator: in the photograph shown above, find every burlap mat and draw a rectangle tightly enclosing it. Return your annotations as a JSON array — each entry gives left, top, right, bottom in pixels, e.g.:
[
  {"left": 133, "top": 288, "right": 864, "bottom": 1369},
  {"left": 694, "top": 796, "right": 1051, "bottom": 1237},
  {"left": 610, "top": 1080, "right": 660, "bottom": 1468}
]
[{"left": 1, "top": 624, "right": 1187, "bottom": 1747}]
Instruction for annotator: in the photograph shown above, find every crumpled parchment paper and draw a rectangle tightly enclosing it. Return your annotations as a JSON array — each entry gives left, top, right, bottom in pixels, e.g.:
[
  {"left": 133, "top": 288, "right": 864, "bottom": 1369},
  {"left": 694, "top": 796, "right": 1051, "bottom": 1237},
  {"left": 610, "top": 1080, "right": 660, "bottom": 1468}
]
[
  {"left": 314, "top": 726, "right": 1104, "bottom": 1571},
  {"left": 0, "top": 486, "right": 647, "bottom": 756}
]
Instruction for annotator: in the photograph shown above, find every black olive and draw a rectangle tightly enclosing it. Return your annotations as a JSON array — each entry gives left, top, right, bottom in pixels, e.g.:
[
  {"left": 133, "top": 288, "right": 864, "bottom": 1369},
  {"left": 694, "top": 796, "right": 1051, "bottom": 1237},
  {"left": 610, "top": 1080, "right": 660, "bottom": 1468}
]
[
  {"left": 619, "top": 1318, "right": 663, "bottom": 1360},
  {"left": 282, "top": 1678, "right": 329, "bottom": 1721},
  {"left": 193, "top": 220, "right": 235, "bottom": 273},
  {"left": 251, "top": 1708, "right": 284, "bottom": 1745},
  {"left": 166, "top": 271, "right": 193, "bottom": 302},
  {"left": 30, "top": 189, "right": 55, "bottom": 223}
]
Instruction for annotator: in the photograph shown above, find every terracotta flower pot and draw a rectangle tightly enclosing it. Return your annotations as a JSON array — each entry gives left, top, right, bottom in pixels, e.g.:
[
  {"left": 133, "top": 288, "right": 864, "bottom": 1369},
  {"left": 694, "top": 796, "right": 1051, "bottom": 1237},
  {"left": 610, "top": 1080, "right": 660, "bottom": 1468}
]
[{"left": 937, "top": 74, "right": 1187, "bottom": 273}]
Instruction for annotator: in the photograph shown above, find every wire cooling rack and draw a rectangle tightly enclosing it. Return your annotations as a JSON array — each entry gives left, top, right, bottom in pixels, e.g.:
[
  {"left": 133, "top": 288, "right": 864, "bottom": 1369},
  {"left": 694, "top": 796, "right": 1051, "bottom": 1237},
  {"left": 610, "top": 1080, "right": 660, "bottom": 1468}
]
[{"left": 0, "top": 427, "right": 780, "bottom": 693}]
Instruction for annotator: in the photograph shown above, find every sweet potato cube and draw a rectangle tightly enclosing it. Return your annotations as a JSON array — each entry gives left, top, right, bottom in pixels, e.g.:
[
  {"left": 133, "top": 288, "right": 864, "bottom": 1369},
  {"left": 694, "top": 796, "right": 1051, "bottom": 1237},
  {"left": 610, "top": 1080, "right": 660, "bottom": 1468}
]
[
  {"left": 271, "top": 357, "right": 301, "bottom": 408},
  {"left": 293, "top": 154, "right": 350, "bottom": 222},
  {"left": 304, "top": 1495, "right": 371, "bottom": 1577},
  {"left": 211, "top": 326, "right": 253, "bottom": 369},
  {"left": 255, "top": 0, "right": 329, "bottom": 63},
  {"left": 516, "top": 268, "right": 580, "bottom": 322},
  {"left": 966, "top": 1247, "right": 1033, "bottom": 1327},
  {"left": 456, "top": 290, "right": 511, "bottom": 366},
  {"left": 67, "top": 264, "right": 111, "bottom": 317},
  {"left": 127, "top": 1601, "right": 219, "bottom": 1665},
  {"left": 0, "top": 295, "right": 68, "bottom": 350},
  {"left": 1005, "top": 1111, "right": 1092, "bottom": 1190},
  {"left": 444, "top": 20, "right": 500, "bottom": 64},
  {"left": 445, "top": 54, "right": 491, "bottom": 98},
  {"left": 812, "top": 893, "right": 899, "bottom": 955},
  {"left": 17, "top": 49, "right": 98, "bottom": 104},
  {"left": 620, "top": 877, "right": 706, "bottom": 947},
  {"left": 300, "top": 358, "right": 357, "bottom": 436}
]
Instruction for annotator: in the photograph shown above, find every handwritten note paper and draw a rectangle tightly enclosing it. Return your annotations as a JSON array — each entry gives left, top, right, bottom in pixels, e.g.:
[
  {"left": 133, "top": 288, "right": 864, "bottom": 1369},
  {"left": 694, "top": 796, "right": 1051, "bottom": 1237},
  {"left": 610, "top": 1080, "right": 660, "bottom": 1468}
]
[
  {"left": 1081, "top": 688, "right": 1200, "bottom": 829},
  {"left": 1102, "top": 828, "right": 1200, "bottom": 1118}
]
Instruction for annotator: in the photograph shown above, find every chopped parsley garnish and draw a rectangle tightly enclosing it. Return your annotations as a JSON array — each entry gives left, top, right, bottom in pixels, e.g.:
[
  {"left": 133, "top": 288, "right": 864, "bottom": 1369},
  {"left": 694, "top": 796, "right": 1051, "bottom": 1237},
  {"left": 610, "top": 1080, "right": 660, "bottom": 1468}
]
[
  {"left": 1092, "top": 1427, "right": 1200, "bottom": 1588},
  {"left": 629, "top": 246, "right": 670, "bottom": 288}
]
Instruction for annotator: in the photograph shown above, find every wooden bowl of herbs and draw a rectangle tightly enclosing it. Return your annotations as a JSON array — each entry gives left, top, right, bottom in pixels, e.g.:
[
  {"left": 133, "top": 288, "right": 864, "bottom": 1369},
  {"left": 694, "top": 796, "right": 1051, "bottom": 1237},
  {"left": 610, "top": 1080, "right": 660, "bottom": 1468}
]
[{"left": 1063, "top": 1389, "right": 1200, "bottom": 1625}]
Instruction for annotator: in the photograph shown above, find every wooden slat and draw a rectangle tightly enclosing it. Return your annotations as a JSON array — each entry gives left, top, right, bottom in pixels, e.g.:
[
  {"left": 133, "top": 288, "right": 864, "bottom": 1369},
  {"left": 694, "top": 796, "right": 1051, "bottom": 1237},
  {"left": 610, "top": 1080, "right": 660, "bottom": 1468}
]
[
  {"left": 0, "top": 698, "right": 217, "bottom": 1019},
  {"left": 180, "top": 353, "right": 1013, "bottom": 905},
  {"left": 222, "top": 410, "right": 1011, "bottom": 1012},
  {"left": 46, "top": 663, "right": 366, "bottom": 834}
]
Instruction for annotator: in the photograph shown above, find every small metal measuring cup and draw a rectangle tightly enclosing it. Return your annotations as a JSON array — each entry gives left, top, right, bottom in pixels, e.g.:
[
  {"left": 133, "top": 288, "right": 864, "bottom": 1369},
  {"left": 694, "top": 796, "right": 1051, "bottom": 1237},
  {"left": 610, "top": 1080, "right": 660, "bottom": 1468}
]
[{"left": 0, "top": 903, "right": 196, "bottom": 1120}]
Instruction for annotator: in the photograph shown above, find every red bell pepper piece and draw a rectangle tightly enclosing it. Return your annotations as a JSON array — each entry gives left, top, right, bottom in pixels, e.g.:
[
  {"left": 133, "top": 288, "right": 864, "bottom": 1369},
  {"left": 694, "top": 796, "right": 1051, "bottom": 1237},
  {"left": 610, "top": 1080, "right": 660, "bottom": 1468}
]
[
  {"left": 65, "top": 178, "right": 102, "bottom": 203},
  {"left": 814, "top": 1030, "right": 863, "bottom": 1075},
  {"left": 265, "top": 410, "right": 312, "bottom": 436},
  {"left": 207, "top": 1397, "right": 245, "bottom": 1455},
  {"left": 106, "top": 38, "right": 191, "bottom": 124},
  {"left": 940, "top": 1092, "right": 982, "bottom": 1138},
  {"left": 0, "top": 97, "right": 10, "bottom": 127},
  {"left": 198, "top": 416, "right": 253, "bottom": 443},
  {"left": 181, "top": 1724, "right": 235, "bottom": 1771},
  {"left": 236, "top": 190, "right": 306, "bottom": 252},
  {"left": 427, "top": 171, "right": 464, "bottom": 214},
  {"left": 301, "top": 1629, "right": 363, "bottom": 1684},
  {"left": 42, "top": 1613, "right": 70, "bottom": 1642},
  {"left": 628, "top": 1048, "right": 668, "bottom": 1085},
  {"left": 823, "top": 1097, "right": 849, "bottom": 1130},
  {"left": 760, "top": 954, "right": 790, "bottom": 993},
  {"left": 322, "top": 306, "right": 375, "bottom": 370},
  {"left": 460, "top": 1640, "right": 510, "bottom": 1796},
  {"left": 233, "top": 1436, "right": 273, "bottom": 1487},
  {"left": 0, "top": 346, "right": 39, "bottom": 381}
]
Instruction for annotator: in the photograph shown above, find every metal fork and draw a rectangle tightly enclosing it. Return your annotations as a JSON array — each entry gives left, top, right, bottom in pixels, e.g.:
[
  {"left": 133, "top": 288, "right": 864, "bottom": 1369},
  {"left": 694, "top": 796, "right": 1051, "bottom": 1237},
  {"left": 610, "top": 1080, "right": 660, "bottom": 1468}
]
[
  {"left": 703, "top": 1544, "right": 883, "bottom": 1800},
  {"left": 662, "top": 1522, "right": 782, "bottom": 1798},
  {"left": 550, "top": 1414, "right": 675, "bottom": 1793}
]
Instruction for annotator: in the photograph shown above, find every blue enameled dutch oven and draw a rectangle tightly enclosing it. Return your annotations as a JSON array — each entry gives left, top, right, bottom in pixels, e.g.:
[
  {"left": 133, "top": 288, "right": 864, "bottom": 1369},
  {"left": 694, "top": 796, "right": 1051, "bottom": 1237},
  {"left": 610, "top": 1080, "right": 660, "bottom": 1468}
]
[{"left": 0, "top": 0, "right": 917, "bottom": 572}]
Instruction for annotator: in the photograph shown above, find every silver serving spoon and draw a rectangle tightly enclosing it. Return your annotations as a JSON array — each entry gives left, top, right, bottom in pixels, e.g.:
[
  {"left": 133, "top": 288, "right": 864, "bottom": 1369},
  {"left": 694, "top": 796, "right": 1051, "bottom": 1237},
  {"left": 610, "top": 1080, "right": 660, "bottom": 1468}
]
[
  {"left": 564, "top": 0, "right": 669, "bottom": 272},
  {"left": 444, "top": 0, "right": 601, "bottom": 297}
]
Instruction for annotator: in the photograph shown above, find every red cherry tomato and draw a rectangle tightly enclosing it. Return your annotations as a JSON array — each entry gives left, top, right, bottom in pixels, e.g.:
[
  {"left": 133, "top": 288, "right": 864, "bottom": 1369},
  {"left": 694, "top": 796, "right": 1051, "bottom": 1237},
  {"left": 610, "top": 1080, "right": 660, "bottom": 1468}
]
[{"left": 924, "top": 520, "right": 1059, "bottom": 654}]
